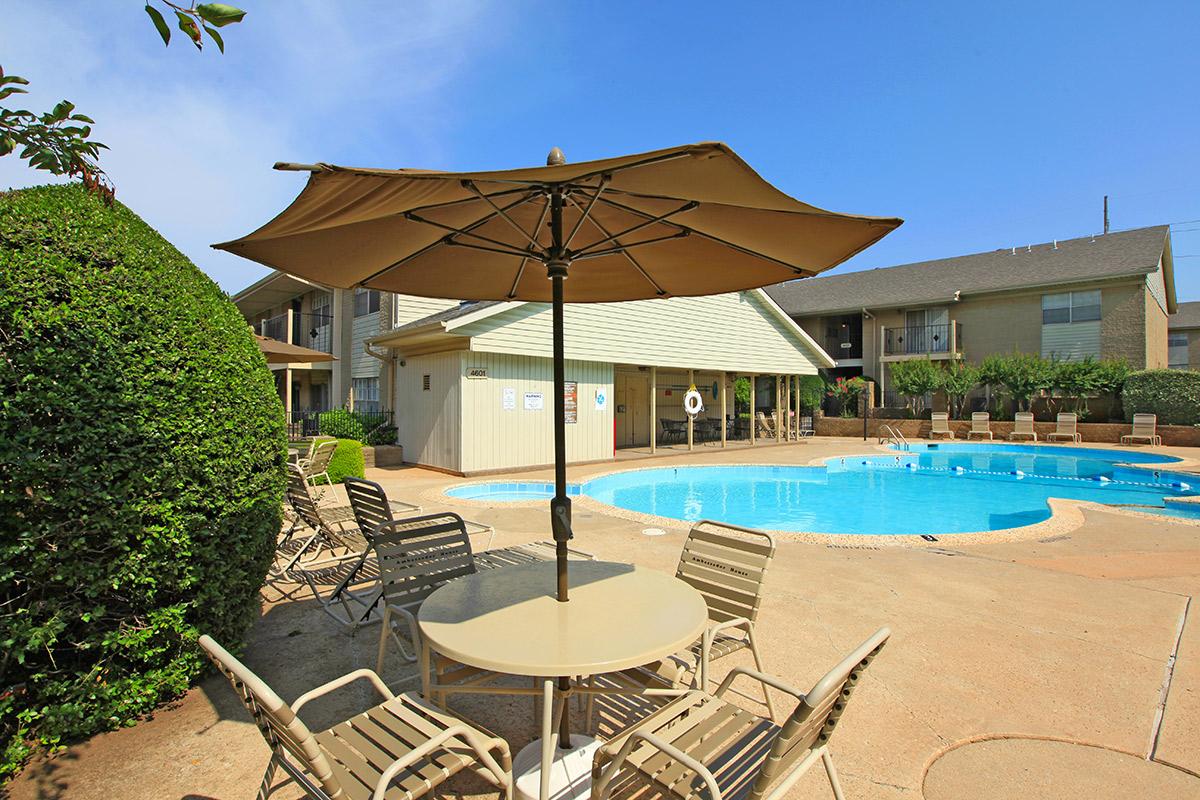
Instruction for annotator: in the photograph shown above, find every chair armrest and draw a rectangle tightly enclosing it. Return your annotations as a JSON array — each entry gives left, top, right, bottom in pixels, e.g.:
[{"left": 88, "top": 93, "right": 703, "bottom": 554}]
[
  {"left": 595, "top": 731, "right": 723, "bottom": 800},
  {"left": 371, "top": 720, "right": 511, "bottom": 800},
  {"left": 705, "top": 617, "right": 751, "bottom": 639},
  {"left": 714, "top": 666, "right": 805, "bottom": 702},
  {"left": 293, "top": 668, "right": 395, "bottom": 714}
]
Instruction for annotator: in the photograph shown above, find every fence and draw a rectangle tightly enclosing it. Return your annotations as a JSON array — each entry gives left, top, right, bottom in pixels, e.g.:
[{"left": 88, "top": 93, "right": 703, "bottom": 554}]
[{"left": 287, "top": 408, "right": 394, "bottom": 442}]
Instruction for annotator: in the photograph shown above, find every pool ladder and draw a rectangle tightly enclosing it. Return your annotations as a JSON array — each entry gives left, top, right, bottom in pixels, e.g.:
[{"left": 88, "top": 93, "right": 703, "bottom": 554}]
[{"left": 880, "top": 424, "right": 910, "bottom": 451}]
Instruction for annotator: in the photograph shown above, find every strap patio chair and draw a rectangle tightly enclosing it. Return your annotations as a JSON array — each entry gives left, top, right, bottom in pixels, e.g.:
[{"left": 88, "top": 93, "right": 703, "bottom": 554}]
[
  {"left": 755, "top": 412, "right": 776, "bottom": 439},
  {"left": 277, "top": 464, "right": 362, "bottom": 575},
  {"left": 592, "top": 627, "right": 890, "bottom": 800},
  {"left": 967, "top": 411, "right": 993, "bottom": 440},
  {"left": 590, "top": 521, "right": 779, "bottom": 723},
  {"left": 1122, "top": 413, "right": 1162, "bottom": 446},
  {"left": 798, "top": 416, "right": 815, "bottom": 438},
  {"left": 1008, "top": 411, "right": 1038, "bottom": 441},
  {"left": 346, "top": 477, "right": 496, "bottom": 550},
  {"left": 1047, "top": 412, "right": 1082, "bottom": 443},
  {"left": 301, "top": 439, "right": 339, "bottom": 493},
  {"left": 929, "top": 412, "right": 955, "bottom": 440},
  {"left": 198, "top": 634, "right": 514, "bottom": 800}
]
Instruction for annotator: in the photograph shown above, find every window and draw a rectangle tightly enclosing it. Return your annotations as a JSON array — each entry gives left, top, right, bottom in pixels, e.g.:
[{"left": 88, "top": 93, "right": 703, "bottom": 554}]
[
  {"left": 354, "top": 288, "right": 380, "bottom": 317},
  {"left": 1169, "top": 332, "right": 1190, "bottom": 370},
  {"left": 1042, "top": 290, "right": 1101, "bottom": 325},
  {"left": 352, "top": 377, "right": 380, "bottom": 412}
]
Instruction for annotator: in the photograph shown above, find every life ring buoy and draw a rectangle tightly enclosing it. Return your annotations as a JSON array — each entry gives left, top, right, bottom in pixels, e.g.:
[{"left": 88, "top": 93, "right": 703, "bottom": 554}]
[{"left": 683, "top": 388, "right": 704, "bottom": 417}]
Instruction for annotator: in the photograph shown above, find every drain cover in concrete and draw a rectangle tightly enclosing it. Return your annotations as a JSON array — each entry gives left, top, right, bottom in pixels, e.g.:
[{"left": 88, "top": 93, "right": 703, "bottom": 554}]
[
  {"left": 642, "top": 527, "right": 667, "bottom": 536},
  {"left": 924, "top": 738, "right": 1199, "bottom": 800}
]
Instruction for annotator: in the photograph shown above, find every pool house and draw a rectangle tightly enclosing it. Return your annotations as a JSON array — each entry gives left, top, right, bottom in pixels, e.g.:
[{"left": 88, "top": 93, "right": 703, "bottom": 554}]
[{"left": 367, "top": 289, "right": 834, "bottom": 474}]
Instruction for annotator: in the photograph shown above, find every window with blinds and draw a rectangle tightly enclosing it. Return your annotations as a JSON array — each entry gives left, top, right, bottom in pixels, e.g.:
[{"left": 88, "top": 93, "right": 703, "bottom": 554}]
[{"left": 1041, "top": 290, "right": 1101, "bottom": 361}]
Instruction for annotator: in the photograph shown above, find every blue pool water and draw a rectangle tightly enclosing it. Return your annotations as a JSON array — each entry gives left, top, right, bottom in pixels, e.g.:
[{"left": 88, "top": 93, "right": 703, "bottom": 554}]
[
  {"left": 446, "top": 482, "right": 582, "bottom": 502},
  {"left": 448, "top": 445, "right": 1199, "bottom": 535}
]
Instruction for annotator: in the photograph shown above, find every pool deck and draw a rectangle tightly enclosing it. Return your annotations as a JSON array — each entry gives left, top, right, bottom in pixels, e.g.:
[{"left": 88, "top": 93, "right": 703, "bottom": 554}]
[{"left": 10, "top": 437, "right": 1200, "bottom": 799}]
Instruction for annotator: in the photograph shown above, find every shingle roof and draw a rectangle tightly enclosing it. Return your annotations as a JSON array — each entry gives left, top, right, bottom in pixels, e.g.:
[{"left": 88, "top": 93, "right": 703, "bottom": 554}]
[
  {"left": 765, "top": 225, "right": 1170, "bottom": 316},
  {"left": 1171, "top": 301, "right": 1200, "bottom": 330},
  {"left": 393, "top": 300, "right": 505, "bottom": 332}
]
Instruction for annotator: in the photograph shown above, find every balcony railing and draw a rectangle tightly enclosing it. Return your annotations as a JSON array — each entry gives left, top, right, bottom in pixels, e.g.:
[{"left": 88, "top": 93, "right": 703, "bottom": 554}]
[
  {"left": 883, "top": 322, "right": 962, "bottom": 356},
  {"left": 257, "top": 310, "right": 334, "bottom": 354}
]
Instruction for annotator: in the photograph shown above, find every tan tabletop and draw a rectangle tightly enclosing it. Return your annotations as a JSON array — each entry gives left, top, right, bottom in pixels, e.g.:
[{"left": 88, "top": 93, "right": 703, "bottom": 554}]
[{"left": 418, "top": 560, "right": 708, "bottom": 677}]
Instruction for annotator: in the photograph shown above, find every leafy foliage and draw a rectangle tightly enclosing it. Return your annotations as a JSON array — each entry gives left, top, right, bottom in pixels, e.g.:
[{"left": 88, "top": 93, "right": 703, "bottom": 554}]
[
  {"left": 326, "top": 440, "right": 366, "bottom": 484},
  {"left": 937, "top": 362, "right": 979, "bottom": 419},
  {"left": 888, "top": 358, "right": 941, "bottom": 413},
  {"left": 0, "top": 185, "right": 285, "bottom": 779},
  {"left": 796, "top": 375, "right": 825, "bottom": 413},
  {"left": 144, "top": 3, "right": 247, "bottom": 53},
  {"left": 979, "top": 352, "right": 1054, "bottom": 413},
  {"left": 317, "top": 409, "right": 396, "bottom": 445},
  {"left": 1121, "top": 369, "right": 1200, "bottom": 425},
  {"left": 826, "top": 376, "right": 866, "bottom": 417}
]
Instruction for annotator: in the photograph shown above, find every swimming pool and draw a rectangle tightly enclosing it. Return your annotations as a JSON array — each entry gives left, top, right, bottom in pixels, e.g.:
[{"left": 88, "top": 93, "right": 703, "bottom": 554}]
[{"left": 447, "top": 445, "right": 1198, "bottom": 535}]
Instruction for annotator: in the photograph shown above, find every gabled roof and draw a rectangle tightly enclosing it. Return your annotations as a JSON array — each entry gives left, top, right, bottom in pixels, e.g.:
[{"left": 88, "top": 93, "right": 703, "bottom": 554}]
[
  {"left": 1171, "top": 301, "right": 1200, "bottom": 330},
  {"left": 230, "top": 270, "right": 324, "bottom": 319},
  {"left": 766, "top": 225, "right": 1174, "bottom": 316}
]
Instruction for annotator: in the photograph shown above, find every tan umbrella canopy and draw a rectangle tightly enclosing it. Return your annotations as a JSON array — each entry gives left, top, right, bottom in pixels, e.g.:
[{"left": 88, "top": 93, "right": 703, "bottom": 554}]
[
  {"left": 217, "top": 142, "right": 901, "bottom": 605},
  {"left": 254, "top": 334, "right": 337, "bottom": 365}
]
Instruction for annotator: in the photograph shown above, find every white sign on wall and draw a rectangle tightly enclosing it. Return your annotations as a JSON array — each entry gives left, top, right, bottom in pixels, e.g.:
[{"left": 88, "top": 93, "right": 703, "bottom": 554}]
[
  {"left": 502, "top": 387, "right": 516, "bottom": 411},
  {"left": 595, "top": 389, "right": 608, "bottom": 412},
  {"left": 523, "top": 391, "right": 544, "bottom": 411}
]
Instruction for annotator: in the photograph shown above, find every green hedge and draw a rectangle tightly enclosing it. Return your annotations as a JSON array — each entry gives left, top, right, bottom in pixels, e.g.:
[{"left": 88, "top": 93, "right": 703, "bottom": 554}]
[
  {"left": 318, "top": 409, "right": 396, "bottom": 446},
  {"left": 327, "top": 439, "right": 365, "bottom": 483},
  {"left": 0, "top": 185, "right": 287, "bottom": 778},
  {"left": 1122, "top": 369, "right": 1200, "bottom": 425}
]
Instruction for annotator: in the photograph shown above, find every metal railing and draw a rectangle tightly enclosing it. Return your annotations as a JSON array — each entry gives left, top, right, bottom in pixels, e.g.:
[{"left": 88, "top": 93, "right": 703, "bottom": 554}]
[
  {"left": 257, "top": 311, "right": 334, "bottom": 354},
  {"left": 878, "top": 424, "right": 909, "bottom": 450},
  {"left": 883, "top": 322, "right": 962, "bottom": 356},
  {"left": 287, "top": 408, "right": 395, "bottom": 442}
]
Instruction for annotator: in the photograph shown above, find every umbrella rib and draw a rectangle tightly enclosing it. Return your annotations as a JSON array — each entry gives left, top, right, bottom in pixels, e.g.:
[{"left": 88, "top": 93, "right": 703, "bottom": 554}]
[
  {"left": 561, "top": 176, "right": 609, "bottom": 251},
  {"left": 567, "top": 200, "right": 697, "bottom": 258},
  {"left": 463, "top": 180, "right": 547, "bottom": 251},
  {"left": 404, "top": 210, "right": 539, "bottom": 256},
  {"left": 565, "top": 196, "right": 668, "bottom": 296},
  {"left": 508, "top": 202, "right": 551, "bottom": 299},
  {"left": 595, "top": 196, "right": 811, "bottom": 274},
  {"left": 445, "top": 239, "right": 537, "bottom": 259},
  {"left": 401, "top": 185, "right": 534, "bottom": 216},
  {"left": 356, "top": 191, "right": 541, "bottom": 286},
  {"left": 570, "top": 231, "right": 691, "bottom": 262}
]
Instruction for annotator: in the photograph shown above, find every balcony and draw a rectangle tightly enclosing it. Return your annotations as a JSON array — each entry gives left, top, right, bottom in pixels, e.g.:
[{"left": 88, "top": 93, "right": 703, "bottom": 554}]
[
  {"left": 882, "top": 322, "right": 962, "bottom": 360},
  {"left": 257, "top": 310, "right": 334, "bottom": 360}
]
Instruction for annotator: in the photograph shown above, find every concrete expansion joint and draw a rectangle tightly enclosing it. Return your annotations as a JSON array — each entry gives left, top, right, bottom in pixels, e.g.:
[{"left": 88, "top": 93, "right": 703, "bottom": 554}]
[{"left": 1146, "top": 596, "right": 1191, "bottom": 762}]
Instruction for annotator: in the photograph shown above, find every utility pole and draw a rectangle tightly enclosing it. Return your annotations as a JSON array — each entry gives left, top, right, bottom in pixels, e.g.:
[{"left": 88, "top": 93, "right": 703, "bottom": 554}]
[{"left": 1103, "top": 195, "right": 1109, "bottom": 234}]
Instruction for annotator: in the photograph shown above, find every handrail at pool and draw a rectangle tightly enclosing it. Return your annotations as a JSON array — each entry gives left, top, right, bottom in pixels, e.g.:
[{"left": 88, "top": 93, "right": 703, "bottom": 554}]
[{"left": 879, "top": 424, "right": 909, "bottom": 451}]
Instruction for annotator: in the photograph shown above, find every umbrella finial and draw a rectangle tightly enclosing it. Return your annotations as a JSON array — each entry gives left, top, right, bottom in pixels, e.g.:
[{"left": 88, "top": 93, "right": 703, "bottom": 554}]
[{"left": 546, "top": 147, "right": 566, "bottom": 166}]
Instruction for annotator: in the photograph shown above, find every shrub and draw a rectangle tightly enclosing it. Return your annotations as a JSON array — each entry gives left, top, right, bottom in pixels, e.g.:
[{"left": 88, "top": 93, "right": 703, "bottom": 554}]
[
  {"left": 937, "top": 362, "right": 979, "bottom": 419},
  {"left": 0, "top": 185, "right": 286, "bottom": 778},
  {"left": 889, "top": 358, "right": 941, "bottom": 413},
  {"left": 1122, "top": 369, "right": 1200, "bottom": 425},
  {"left": 979, "top": 352, "right": 1053, "bottom": 413},
  {"left": 826, "top": 376, "right": 865, "bottom": 417},
  {"left": 327, "top": 439, "right": 366, "bottom": 483},
  {"left": 796, "top": 375, "right": 825, "bottom": 413},
  {"left": 319, "top": 408, "right": 367, "bottom": 441}
]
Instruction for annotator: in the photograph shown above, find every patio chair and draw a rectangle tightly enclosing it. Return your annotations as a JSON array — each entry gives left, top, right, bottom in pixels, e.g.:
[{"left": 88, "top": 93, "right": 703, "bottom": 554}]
[
  {"left": 798, "top": 416, "right": 815, "bottom": 438},
  {"left": 300, "top": 438, "right": 338, "bottom": 492},
  {"left": 590, "top": 521, "right": 779, "bottom": 722},
  {"left": 346, "top": 476, "right": 497, "bottom": 551},
  {"left": 592, "top": 627, "right": 890, "bottom": 800},
  {"left": 967, "top": 411, "right": 993, "bottom": 440},
  {"left": 660, "top": 418, "right": 688, "bottom": 444},
  {"left": 755, "top": 412, "right": 776, "bottom": 439},
  {"left": 1047, "top": 412, "right": 1082, "bottom": 443},
  {"left": 929, "top": 412, "right": 955, "bottom": 440},
  {"left": 198, "top": 634, "right": 514, "bottom": 800},
  {"left": 278, "top": 464, "right": 362, "bottom": 573},
  {"left": 1008, "top": 411, "right": 1037, "bottom": 441},
  {"left": 1122, "top": 413, "right": 1162, "bottom": 446},
  {"left": 376, "top": 512, "right": 593, "bottom": 674}
]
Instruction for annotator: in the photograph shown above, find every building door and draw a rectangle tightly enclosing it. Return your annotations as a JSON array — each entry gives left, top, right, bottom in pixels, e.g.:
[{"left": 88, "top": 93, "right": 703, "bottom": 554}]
[{"left": 615, "top": 372, "right": 650, "bottom": 447}]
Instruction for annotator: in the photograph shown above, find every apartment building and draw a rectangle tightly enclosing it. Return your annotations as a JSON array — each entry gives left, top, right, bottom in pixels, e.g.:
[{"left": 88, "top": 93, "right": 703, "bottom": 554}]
[
  {"left": 1169, "top": 301, "right": 1200, "bottom": 370},
  {"left": 765, "top": 226, "right": 1177, "bottom": 402}
]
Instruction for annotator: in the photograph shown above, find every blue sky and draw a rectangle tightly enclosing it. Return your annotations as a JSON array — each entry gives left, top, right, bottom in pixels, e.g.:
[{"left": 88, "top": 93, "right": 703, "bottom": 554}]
[{"left": 3, "top": 1, "right": 1198, "bottom": 300}]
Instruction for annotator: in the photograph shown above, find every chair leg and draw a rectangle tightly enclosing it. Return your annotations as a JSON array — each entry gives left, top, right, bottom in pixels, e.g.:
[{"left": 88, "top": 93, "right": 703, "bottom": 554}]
[
  {"left": 821, "top": 748, "right": 846, "bottom": 800},
  {"left": 257, "top": 755, "right": 280, "bottom": 800},
  {"left": 747, "top": 625, "right": 778, "bottom": 721},
  {"left": 375, "top": 606, "right": 392, "bottom": 674}
]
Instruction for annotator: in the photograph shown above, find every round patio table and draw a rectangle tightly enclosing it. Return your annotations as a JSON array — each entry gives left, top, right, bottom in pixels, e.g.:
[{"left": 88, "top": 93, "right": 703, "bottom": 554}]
[{"left": 418, "top": 559, "right": 708, "bottom": 800}]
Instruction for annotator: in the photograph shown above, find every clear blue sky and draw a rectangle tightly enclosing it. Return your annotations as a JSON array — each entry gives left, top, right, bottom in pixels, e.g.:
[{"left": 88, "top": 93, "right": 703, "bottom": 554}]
[{"left": 3, "top": 1, "right": 1198, "bottom": 299}]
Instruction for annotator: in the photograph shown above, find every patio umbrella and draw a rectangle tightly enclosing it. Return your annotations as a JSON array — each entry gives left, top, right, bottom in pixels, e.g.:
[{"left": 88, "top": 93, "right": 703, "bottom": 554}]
[
  {"left": 217, "top": 142, "right": 901, "bottom": 604},
  {"left": 254, "top": 333, "right": 337, "bottom": 364}
]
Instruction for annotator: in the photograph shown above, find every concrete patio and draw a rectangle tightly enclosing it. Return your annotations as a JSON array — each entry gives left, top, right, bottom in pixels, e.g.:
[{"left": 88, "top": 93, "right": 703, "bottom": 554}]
[{"left": 10, "top": 438, "right": 1200, "bottom": 799}]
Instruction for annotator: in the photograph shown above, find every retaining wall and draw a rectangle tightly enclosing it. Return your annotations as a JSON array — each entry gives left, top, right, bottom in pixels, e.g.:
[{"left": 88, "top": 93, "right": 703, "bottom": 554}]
[{"left": 815, "top": 417, "right": 1200, "bottom": 448}]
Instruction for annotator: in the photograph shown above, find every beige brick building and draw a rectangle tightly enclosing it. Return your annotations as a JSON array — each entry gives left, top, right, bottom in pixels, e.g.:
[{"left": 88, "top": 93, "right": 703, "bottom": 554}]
[
  {"left": 766, "top": 226, "right": 1178, "bottom": 404},
  {"left": 1168, "top": 301, "right": 1200, "bottom": 370}
]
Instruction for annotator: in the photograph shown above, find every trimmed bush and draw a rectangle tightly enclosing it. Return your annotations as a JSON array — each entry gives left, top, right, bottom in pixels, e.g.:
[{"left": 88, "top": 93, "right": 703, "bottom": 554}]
[
  {"left": 318, "top": 408, "right": 368, "bottom": 441},
  {"left": 327, "top": 439, "right": 365, "bottom": 483},
  {"left": 1122, "top": 369, "right": 1200, "bottom": 425},
  {"left": 0, "top": 185, "right": 286, "bottom": 778}
]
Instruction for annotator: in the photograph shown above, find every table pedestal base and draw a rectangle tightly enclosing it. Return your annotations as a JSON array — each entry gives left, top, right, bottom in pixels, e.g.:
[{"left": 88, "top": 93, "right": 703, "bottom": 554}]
[{"left": 513, "top": 735, "right": 600, "bottom": 800}]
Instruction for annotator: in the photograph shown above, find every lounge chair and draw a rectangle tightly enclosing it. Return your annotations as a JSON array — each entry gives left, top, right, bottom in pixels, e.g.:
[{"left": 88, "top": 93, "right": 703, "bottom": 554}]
[
  {"left": 590, "top": 521, "right": 779, "bottom": 722},
  {"left": 929, "top": 412, "right": 955, "bottom": 440},
  {"left": 277, "top": 463, "right": 361, "bottom": 573},
  {"left": 198, "top": 634, "right": 514, "bottom": 800},
  {"left": 376, "top": 512, "right": 594, "bottom": 673},
  {"left": 1009, "top": 411, "right": 1037, "bottom": 441},
  {"left": 300, "top": 438, "right": 338, "bottom": 492},
  {"left": 1047, "top": 412, "right": 1082, "bottom": 443},
  {"left": 1122, "top": 413, "right": 1162, "bottom": 446},
  {"left": 967, "top": 411, "right": 993, "bottom": 440},
  {"left": 755, "top": 411, "right": 776, "bottom": 438},
  {"left": 593, "top": 627, "right": 891, "bottom": 800},
  {"left": 798, "top": 416, "right": 815, "bottom": 438}
]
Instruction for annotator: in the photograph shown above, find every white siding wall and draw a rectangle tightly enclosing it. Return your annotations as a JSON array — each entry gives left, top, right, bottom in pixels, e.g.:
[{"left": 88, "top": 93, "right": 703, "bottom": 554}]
[
  {"left": 459, "top": 353, "right": 613, "bottom": 473},
  {"left": 393, "top": 295, "right": 461, "bottom": 328},
  {"left": 395, "top": 352, "right": 462, "bottom": 472},
  {"left": 351, "top": 312, "right": 381, "bottom": 378},
  {"left": 1146, "top": 257, "right": 1168, "bottom": 314},
  {"left": 457, "top": 292, "right": 824, "bottom": 374}
]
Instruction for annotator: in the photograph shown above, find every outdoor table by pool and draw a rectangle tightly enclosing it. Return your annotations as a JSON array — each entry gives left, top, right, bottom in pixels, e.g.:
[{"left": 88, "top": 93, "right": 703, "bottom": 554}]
[{"left": 418, "top": 559, "right": 708, "bottom": 800}]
